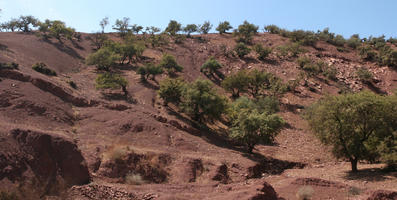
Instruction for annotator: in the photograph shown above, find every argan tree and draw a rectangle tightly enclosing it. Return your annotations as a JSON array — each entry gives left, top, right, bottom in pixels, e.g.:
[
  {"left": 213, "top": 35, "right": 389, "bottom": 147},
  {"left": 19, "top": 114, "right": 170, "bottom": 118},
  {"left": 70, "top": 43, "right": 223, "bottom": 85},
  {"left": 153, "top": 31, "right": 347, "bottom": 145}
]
[
  {"left": 181, "top": 79, "right": 228, "bottom": 122},
  {"left": 199, "top": 21, "right": 212, "bottom": 34},
  {"left": 234, "top": 42, "right": 251, "bottom": 58},
  {"left": 16, "top": 15, "right": 39, "bottom": 32},
  {"left": 85, "top": 47, "right": 120, "bottom": 70},
  {"left": 158, "top": 78, "right": 186, "bottom": 106},
  {"left": 113, "top": 17, "right": 131, "bottom": 37},
  {"left": 304, "top": 91, "right": 397, "bottom": 172},
  {"left": 158, "top": 54, "right": 183, "bottom": 75},
  {"left": 165, "top": 20, "right": 181, "bottom": 36},
  {"left": 183, "top": 24, "right": 198, "bottom": 37},
  {"left": 229, "top": 96, "right": 285, "bottom": 153},
  {"left": 216, "top": 21, "right": 233, "bottom": 34},
  {"left": 96, "top": 73, "right": 128, "bottom": 96},
  {"left": 234, "top": 20, "right": 258, "bottom": 44},
  {"left": 200, "top": 57, "right": 222, "bottom": 78},
  {"left": 222, "top": 70, "right": 249, "bottom": 98},
  {"left": 137, "top": 63, "right": 163, "bottom": 81},
  {"left": 99, "top": 17, "right": 109, "bottom": 33}
]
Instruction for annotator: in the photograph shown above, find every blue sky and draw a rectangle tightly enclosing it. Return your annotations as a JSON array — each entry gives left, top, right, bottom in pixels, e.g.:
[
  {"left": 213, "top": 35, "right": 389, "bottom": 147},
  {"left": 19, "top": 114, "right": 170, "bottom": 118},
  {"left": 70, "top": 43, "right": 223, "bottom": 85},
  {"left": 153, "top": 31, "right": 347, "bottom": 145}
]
[{"left": 1, "top": 0, "right": 396, "bottom": 38}]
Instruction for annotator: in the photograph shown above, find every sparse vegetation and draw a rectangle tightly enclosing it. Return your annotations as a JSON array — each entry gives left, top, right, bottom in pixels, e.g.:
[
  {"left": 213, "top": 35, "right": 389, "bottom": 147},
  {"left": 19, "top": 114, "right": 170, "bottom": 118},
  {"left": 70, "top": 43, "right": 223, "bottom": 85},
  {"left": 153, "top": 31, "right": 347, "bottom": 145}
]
[
  {"left": 96, "top": 73, "right": 128, "bottom": 96},
  {"left": 216, "top": 21, "right": 233, "bottom": 34},
  {"left": 137, "top": 63, "right": 163, "bottom": 81},
  {"left": 158, "top": 54, "right": 183, "bottom": 75},
  {"left": 356, "top": 68, "right": 373, "bottom": 83},
  {"left": 234, "top": 42, "right": 251, "bottom": 58},
  {"left": 158, "top": 78, "right": 186, "bottom": 106},
  {"left": 253, "top": 44, "right": 272, "bottom": 61},
  {"left": 0, "top": 62, "right": 19, "bottom": 70},
  {"left": 32, "top": 62, "right": 57, "bottom": 76},
  {"left": 200, "top": 57, "right": 222, "bottom": 77},
  {"left": 85, "top": 47, "right": 120, "bottom": 70}
]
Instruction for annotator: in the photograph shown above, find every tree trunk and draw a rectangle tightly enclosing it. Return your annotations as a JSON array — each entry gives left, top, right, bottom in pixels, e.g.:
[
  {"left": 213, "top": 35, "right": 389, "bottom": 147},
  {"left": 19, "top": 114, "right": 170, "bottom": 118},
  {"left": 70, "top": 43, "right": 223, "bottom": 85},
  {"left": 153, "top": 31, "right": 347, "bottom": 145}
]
[
  {"left": 350, "top": 158, "right": 358, "bottom": 172},
  {"left": 122, "top": 86, "right": 128, "bottom": 96},
  {"left": 247, "top": 145, "right": 254, "bottom": 154}
]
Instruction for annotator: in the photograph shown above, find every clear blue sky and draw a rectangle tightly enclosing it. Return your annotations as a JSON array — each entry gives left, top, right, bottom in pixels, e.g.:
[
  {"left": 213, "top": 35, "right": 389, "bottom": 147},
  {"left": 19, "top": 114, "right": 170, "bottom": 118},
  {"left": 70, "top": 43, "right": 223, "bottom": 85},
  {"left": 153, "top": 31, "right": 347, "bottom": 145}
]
[{"left": 1, "top": 0, "right": 396, "bottom": 38}]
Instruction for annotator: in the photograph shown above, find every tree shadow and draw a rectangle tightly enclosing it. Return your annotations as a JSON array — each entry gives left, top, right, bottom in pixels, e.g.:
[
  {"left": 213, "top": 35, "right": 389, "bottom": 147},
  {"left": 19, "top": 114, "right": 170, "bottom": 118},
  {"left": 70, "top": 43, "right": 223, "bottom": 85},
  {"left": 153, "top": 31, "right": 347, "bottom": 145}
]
[
  {"left": 344, "top": 168, "right": 397, "bottom": 182},
  {"left": 101, "top": 92, "right": 137, "bottom": 104},
  {"left": 263, "top": 58, "right": 280, "bottom": 66},
  {"left": 242, "top": 57, "right": 260, "bottom": 64},
  {"left": 42, "top": 39, "right": 83, "bottom": 60},
  {"left": 366, "top": 82, "right": 387, "bottom": 95},
  {"left": 140, "top": 80, "right": 159, "bottom": 90}
]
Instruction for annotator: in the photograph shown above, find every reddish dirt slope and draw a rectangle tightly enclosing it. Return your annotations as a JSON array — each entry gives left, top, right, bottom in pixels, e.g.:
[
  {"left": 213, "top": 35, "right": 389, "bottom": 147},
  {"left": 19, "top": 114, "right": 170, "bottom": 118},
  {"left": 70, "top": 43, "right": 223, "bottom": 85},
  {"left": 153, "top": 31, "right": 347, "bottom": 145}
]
[{"left": 0, "top": 32, "right": 396, "bottom": 199}]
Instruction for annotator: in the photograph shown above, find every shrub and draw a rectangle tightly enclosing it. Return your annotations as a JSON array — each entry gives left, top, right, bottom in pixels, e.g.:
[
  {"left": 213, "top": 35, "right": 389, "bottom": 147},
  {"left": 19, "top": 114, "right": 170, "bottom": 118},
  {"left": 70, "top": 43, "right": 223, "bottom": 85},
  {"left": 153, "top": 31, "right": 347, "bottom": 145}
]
[
  {"left": 165, "top": 20, "right": 182, "bottom": 36},
  {"left": 0, "top": 62, "right": 19, "bottom": 70},
  {"left": 322, "top": 65, "right": 338, "bottom": 81},
  {"left": 158, "top": 78, "right": 186, "bottom": 106},
  {"left": 234, "top": 21, "right": 258, "bottom": 44},
  {"left": 329, "top": 34, "right": 346, "bottom": 47},
  {"left": 356, "top": 68, "right": 373, "bottom": 83},
  {"left": 289, "top": 30, "right": 318, "bottom": 46},
  {"left": 32, "top": 62, "right": 57, "bottom": 76},
  {"left": 137, "top": 64, "right": 163, "bottom": 81},
  {"left": 388, "top": 37, "right": 397, "bottom": 45},
  {"left": 96, "top": 73, "right": 128, "bottom": 96},
  {"left": 199, "top": 21, "right": 212, "bottom": 34},
  {"left": 216, "top": 21, "right": 233, "bottom": 34},
  {"left": 378, "top": 46, "right": 397, "bottom": 68},
  {"left": 68, "top": 80, "right": 77, "bottom": 89},
  {"left": 246, "top": 69, "right": 273, "bottom": 98},
  {"left": 253, "top": 44, "right": 272, "bottom": 61},
  {"left": 228, "top": 96, "right": 284, "bottom": 153},
  {"left": 304, "top": 91, "right": 397, "bottom": 172},
  {"left": 222, "top": 70, "right": 250, "bottom": 98},
  {"left": 181, "top": 79, "right": 228, "bottom": 122},
  {"left": 264, "top": 25, "right": 282, "bottom": 34},
  {"left": 277, "top": 42, "right": 305, "bottom": 57},
  {"left": 347, "top": 34, "right": 362, "bottom": 49},
  {"left": 85, "top": 47, "right": 120, "bottom": 70},
  {"left": 234, "top": 42, "right": 251, "bottom": 58},
  {"left": 183, "top": 24, "right": 198, "bottom": 37},
  {"left": 200, "top": 57, "right": 222, "bottom": 77},
  {"left": 158, "top": 54, "right": 183, "bottom": 75},
  {"left": 367, "top": 35, "right": 386, "bottom": 50},
  {"left": 359, "top": 45, "right": 378, "bottom": 61},
  {"left": 125, "top": 173, "right": 145, "bottom": 185}
]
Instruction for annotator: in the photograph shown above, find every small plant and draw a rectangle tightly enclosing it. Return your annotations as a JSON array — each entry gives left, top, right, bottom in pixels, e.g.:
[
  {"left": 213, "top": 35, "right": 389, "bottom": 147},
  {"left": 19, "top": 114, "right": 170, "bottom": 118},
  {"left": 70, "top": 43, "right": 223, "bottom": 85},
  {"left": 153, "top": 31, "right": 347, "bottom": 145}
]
[
  {"left": 277, "top": 42, "right": 305, "bottom": 58},
  {"left": 234, "top": 42, "right": 251, "bottom": 58},
  {"left": 68, "top": 80, "right": 77, "bottom": 89},
  {"left": 125, "top": 172, "right": 145, "bottom": 185},
  {"left": 32, "top": 62, "right": 57, "bottom": 76},
  {"left": 359, "top": 46, "right": 378, "bottom": 61},
  {"left": 347, "top": 34, "right": 362, "bottom": 49},
  {"left": 356, "top": 68, "right": 373, "bottom": 83},
  {"left": 0, "top": 62, "right": 19, "bottom": 70},
  {"left": 200, "top": 57, "right": 222, "bottom": 76},
  {"left": 322, "top": 65, "right": 338, "bottom": 81},
  {"left": 296, "top": 186, "right": 314, "bottom": 200},
  {"left": 253, "top": 44, "right": 272, "bottom": 61},
  {"left": 106, "top": 146, "right": 128, "bottom": 161}
]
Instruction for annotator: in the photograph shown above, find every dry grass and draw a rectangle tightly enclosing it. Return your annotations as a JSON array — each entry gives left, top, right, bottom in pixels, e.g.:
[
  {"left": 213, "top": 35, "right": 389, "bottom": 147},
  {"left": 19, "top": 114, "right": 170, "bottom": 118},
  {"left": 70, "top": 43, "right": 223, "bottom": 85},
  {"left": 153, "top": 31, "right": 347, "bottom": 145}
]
[{"left": 296, "top": 186, "right": 314, "bottom": 200}]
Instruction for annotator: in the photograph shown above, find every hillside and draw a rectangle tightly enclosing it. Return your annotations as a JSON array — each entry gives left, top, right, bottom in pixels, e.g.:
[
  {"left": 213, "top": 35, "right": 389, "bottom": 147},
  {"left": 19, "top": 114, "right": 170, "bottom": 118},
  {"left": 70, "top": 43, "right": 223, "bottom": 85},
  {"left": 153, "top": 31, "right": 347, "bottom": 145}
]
[{"left": 0, "top": 31, "right": 397, "bottom": 200}]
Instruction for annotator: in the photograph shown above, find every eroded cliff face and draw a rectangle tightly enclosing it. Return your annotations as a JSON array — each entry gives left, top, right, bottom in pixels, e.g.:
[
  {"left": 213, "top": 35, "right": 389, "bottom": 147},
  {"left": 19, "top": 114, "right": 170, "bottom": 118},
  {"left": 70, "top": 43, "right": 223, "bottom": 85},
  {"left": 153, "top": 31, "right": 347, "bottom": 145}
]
[{"left": 0, "top": 128, "right": 90, "bottom": 199}]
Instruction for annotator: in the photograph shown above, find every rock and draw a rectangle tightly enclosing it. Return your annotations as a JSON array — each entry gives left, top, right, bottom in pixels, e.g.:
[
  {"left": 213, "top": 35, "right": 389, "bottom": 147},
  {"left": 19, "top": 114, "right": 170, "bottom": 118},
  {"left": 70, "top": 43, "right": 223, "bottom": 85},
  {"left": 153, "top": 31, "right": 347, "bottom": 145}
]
[
  {"left": 367, "top": 190, "right": 397, "bottom": 200},
  {"left": 250, "top": 181, "right": 279, "bottom": 200}
]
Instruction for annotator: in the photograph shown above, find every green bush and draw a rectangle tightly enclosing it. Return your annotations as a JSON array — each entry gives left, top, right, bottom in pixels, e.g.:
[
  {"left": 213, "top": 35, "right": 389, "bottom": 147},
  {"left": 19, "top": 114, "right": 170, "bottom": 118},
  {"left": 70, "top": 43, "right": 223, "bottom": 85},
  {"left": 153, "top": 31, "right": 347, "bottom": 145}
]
[
  {"left": 137, "top": 64, "right": 163, "bottom": 81},
  {"left": 199, "top": 21, "right": 213, "bottom": 34},
  {"left": 388, "top": 37, "right": 397, "bottom": 45},
  {"left": 304, "top": 91, "right": 397, "bottom": 172},
  {"left": 288, "top": 30, "right": 318, "bottom": 46},
  {"left": 183, "top": 24, "right": 198, "bottom": 37},
  {"left": 356, "top": 68, "right": 373, "bottom": 82},
  {"left": 200, "top": 57, "right": 222, "bottom": 76},
  {"left": 0, "top": 62, "right": 19, "bottom": 70},
  {"left": 158, "top": 78, "right": 186, "bottom": 106},
  {"left": 234, "top": 21, "right": 258, "bottom": 44},
  {"left": 165, "top": 20, "right": 182, "bottom": 36},
  {"left": 264, "top": 25, "right": 282, "bottom": 34},
  {"left": 85, "top": 47, "right": 120, "bottom": 70},
  {"left": 277, "top": 42, "right": 305, "bottom": 57},
  {"left": 216, "top": 21, "right": 233, "bottom": 34},
  {"left": 222, "top": 70, "right": 250, "bottom": 98},
  {"left": 234, "top": 42, "right": 251, "bottom": 58},
  {"left": 253, "top": 44, "right": 272, "bottom": 61},
  {"left": 32, "top": 62, "right": 57, "bottom": 76},
  {"left": 347, "top": 34, "right": 362, "bottom": 49},
  {"left": 359, "top": 45, "right": 378, "bottom": 61},
  {"left": 96, "top": 73, "right": 128, "bottom": 96},
  {"left": 228, "top": 96, "right": 284, "bottom": 153},
  {"left": 246, "top": 69, "right": 273, "bottom": 98},
  {"left": 181, "top": 79, "right": 228, "bottom": 122},
  {"left": 322, "top": 65, "right": 338, "bottom": 81},
  {"left": 158, "top": 54, "right": 183, "bottom": 75}
]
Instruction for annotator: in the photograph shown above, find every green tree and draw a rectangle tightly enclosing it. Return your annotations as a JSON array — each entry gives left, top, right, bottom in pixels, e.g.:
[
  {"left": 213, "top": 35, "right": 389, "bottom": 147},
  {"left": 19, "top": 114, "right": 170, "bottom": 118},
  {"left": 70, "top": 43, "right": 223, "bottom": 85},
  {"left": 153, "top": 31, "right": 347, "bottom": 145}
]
[
  {"left": 181, "top": 79, "right": 228, "bottom": 122},
  {"left": 16, "top": 15, "right": 39, "bottom": 32},
  {"left": 131, "top": 24, "right": 143, "bottom": 34},
  {"left": 229, "top": 96, "right": 284, "bottom": 153},
  {"left": 356, "top": 68, "right": 373, "bottom": 83},
  {"left": 246, "top": 69, "right": 273, "bottom": 98},
  {"left": 216, "top": 21, "right": 233, "bottom": 34},
  {"left": 304, "top": 91, "right": 397, "bottom": 172},
  {"left": 99, "top": 17, "right": 109, "bottom": 33},
  {"left": 234, "top": 21, "right": 258, "bottom": 44},
  {"left": 85, "top": 47, "right": 120, "bottom": 70},
  {"left": 158, "top": 54, "right": 183, "bottom": 75},
  {"left": 137, "top": 63, "right": 163, "bottom": 81},
  {"left": 253, "top": 44, "right": 272, "bottom": 61},
  {"left": 113, "top": 17, "right": 131, "bottom": 37},
  {"left": 165, "top": 20, "right": 181, "bottom": 36},
  {"left": 199, "top": 21, "right": 212, "bottom": 34},
  {"left": 158, "top": 78, "right": 186, "bottom": 106},
  {"left": 222, "top": 70, "right": 250, "bottom": 98},
  {"left": 234, "top": 42, "right": 251, "bottom": 58},
  {"left": 38, "top": 20, "right": 75, "bottom": 42},
  {"left": 2, "top": 18, "right": 21, "bottom": 32},
  {"left": 183, "top": 24, "right": 198, "bottom": 37},
  {"left": 200, "top": 57, "right": 222, "bottom": 77},
  {"left": 96, "top": 73, "right": 128, "bottom": 96}
]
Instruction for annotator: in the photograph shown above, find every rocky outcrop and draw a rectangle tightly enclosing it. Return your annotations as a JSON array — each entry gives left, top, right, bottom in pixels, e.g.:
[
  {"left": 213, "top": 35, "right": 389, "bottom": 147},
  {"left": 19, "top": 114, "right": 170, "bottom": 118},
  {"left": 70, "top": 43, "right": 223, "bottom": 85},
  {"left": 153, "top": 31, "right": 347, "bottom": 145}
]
[{"left": 0, "top": 129, "right": 90, "bottom": 199}]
